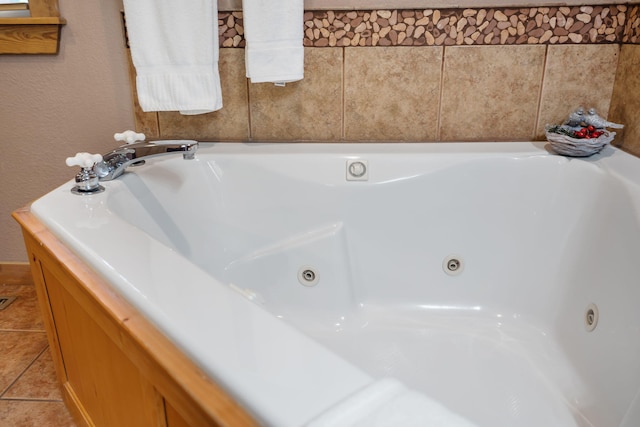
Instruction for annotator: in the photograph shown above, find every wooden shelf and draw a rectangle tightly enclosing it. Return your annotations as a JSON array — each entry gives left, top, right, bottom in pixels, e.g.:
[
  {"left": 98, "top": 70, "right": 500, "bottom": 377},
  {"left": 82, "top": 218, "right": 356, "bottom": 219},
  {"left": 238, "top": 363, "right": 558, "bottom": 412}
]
[{"left": 0, "top": 0, "right": 65, "bottom": 54}]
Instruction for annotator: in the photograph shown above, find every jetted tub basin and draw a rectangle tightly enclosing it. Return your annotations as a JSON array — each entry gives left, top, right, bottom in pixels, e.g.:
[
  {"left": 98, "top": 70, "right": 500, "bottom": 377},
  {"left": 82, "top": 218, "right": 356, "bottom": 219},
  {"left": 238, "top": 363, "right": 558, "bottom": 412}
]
[{"left": 26, "top": 142, "right": 640, "bottom": 426}]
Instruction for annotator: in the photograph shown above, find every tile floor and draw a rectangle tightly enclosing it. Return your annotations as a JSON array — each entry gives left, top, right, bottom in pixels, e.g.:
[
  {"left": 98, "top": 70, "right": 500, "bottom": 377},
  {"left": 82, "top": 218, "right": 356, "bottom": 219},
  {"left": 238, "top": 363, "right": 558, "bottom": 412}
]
[{"left": 0, "top": 274, "right": 77, "bottom": 426}]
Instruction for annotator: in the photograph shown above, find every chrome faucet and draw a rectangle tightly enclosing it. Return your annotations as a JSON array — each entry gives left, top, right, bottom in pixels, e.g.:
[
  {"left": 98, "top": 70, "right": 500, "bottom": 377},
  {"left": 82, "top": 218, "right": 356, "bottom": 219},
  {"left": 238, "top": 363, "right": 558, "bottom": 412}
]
[
  {"left": 66, "top": 131, "right": 199, "bottom": 194},
  {"left": 93, "top": 140, "right": 198, "bottom": 181}
]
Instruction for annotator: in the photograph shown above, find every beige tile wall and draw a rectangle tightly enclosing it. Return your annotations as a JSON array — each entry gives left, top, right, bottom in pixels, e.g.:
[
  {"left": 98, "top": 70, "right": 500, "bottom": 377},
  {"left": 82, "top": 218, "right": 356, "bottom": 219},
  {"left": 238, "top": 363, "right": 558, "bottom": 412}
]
[
  {"left": 610, "top": 44, "right": 640, "bottom": 156},
  {"left": 250, "top": 49, "right": 343, "bottom": 140},
  {"left": 537, "top": 44, "right": 620, "bottom": 139},
  {"left": 158, "top": 49, "right": 249, "bottom": 140},
  {"left": 344, "top": 47, "right": 442, "bottom": 141},
  {"left": 440, "top": 45, "right": 545, "bottom": 141},
  {"left": 138, "top": 44, "right": 622, "bottom": 143}
]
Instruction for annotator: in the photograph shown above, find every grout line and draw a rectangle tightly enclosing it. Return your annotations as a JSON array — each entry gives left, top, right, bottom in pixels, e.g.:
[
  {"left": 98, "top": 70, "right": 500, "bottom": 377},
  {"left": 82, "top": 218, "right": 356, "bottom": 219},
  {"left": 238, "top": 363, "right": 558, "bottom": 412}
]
[
  {"left": 608, "top": 43, "right": 623, "bottom": 116},
  {"left": 436, "top": 45, "right": 446, "bottom": 141},
  {"left": 533, "top": 44, "right": 550, "bottom": 139},
  {"left": 341, "top": 47, "right": 346, "bottom": 141},
  {"left": 0, "top": 397, "right": 64, "bottom": 403},
  {"left": 0, "top": 283, "right": 34, "bottom": 287},
  {"left": 0, "top": 328, "right": 47, "bottom": 333},
  {"left": 246, "top": 77, "right": 253, "bottom": 140},
  {"left": 0, "top": 346, "right": 48, "bottom": 399}
]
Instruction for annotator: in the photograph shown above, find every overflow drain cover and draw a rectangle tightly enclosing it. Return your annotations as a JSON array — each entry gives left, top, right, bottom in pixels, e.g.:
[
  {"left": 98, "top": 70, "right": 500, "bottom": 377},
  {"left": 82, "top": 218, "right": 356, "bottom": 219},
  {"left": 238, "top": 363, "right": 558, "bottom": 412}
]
[
  {"left": 346, "top": 160, "right": 369, "bottom": 181},
  {"left": 0, "top": 296, "right": 17, "bottom": 311}
]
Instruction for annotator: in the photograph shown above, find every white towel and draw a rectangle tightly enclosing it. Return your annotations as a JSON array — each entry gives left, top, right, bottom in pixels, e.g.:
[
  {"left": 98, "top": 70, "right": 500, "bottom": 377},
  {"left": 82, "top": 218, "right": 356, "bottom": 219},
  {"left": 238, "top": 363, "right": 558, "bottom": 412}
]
[
  {"left": 306, "top": 378, "right": 478, "bottom": 427},
  {"left": 122, "top": 0, "right": 222, "bottom": 115},
  {"left": 242, "top": 0, "right": 304, "bottom": 84}
]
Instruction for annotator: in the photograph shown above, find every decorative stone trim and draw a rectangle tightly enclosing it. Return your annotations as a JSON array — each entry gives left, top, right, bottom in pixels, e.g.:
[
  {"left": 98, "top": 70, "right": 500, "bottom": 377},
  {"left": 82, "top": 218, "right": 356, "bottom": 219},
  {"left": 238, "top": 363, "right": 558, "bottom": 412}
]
[
  {"left": 624, "top": 5, "right": 640, "bottom": 43},
  {"left": 303, "top": 6, "right": 626, "bottom": 46},
  {"left": 219, "top": 12, "right": 245, "bottom": 47},
  {"left": 219, "top": 4, "right": 640, "bottom": 47}
]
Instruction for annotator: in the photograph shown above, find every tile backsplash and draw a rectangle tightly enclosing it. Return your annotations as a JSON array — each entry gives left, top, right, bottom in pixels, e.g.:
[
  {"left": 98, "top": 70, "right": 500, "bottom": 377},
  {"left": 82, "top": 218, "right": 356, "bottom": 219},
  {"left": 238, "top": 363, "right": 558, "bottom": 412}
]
[{"left": 131, "top": 4, "right": 640, "bottom": 156}]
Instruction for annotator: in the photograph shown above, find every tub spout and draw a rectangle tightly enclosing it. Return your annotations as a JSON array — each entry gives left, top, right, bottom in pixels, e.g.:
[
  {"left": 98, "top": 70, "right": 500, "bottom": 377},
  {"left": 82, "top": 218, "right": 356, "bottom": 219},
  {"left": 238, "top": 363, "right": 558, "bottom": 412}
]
[{"left": 94, "top": 140, "right": 198, "bottom": 181}]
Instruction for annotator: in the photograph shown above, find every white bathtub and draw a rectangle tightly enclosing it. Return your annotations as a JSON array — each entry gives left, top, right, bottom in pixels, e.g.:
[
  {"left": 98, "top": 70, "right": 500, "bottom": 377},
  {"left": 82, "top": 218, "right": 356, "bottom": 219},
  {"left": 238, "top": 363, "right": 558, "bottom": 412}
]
[{"left": 31, "top": 142, "right": 640, "bottom": 426}]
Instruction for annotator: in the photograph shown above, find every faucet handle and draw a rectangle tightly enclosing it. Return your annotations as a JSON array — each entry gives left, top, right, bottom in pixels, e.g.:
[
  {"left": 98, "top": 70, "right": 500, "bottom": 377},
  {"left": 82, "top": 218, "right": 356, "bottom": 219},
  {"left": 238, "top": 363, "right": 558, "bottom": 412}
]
[
  {"left": 114, "top": 130, "right": 146, "bottom": 145},
  {"left": 66, "top": 152, "right": 103, "bottom": 169},
  {"left": 66, "top": 153, "right": 105, "bottom": 195}
]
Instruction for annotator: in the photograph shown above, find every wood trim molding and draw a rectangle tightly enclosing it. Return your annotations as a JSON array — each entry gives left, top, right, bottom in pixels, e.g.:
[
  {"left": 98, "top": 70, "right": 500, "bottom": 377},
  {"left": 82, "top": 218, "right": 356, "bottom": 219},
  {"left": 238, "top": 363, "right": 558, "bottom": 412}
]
[{"left": 0, "top": 262, "right": 33, "bottom": 285}]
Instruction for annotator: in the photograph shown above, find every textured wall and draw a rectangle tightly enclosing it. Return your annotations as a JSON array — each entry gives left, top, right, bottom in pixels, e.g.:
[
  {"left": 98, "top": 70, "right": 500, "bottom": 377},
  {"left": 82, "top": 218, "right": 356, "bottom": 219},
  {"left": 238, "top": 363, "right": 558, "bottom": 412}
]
[{"left": 0, "top": 0, "right": 134, "bottom": 262}]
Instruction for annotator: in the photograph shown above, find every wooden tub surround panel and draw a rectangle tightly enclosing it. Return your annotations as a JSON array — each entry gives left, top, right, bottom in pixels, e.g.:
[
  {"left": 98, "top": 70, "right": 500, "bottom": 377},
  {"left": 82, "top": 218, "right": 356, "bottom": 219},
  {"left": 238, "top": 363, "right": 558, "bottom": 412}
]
[{"left": 12, "top": 206, "right": 257, "bottom": 427}]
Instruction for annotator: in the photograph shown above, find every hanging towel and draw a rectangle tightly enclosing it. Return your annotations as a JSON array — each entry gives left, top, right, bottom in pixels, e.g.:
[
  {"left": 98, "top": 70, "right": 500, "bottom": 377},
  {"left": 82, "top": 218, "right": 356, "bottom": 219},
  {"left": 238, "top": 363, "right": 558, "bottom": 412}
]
[
  {"left": 242, "top": 0, "right": 304, "bottom": 84},
  {"left": 306, "top": 378, "right": 479, "bottom": 427},
  {"left": 122, "top": 0, "right": 222, "bottom": 115}
]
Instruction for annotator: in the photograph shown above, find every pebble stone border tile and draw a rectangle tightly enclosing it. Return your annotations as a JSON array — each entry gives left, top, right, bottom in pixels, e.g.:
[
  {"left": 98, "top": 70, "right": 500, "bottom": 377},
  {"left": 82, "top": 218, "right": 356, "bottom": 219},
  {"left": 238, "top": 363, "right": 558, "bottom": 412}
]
[
  {"left": 218, "top": 4, "right": 640, "bottom": 47},
  {"left": 624, "top": 5, "right": 640, "bottom": 42}
]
